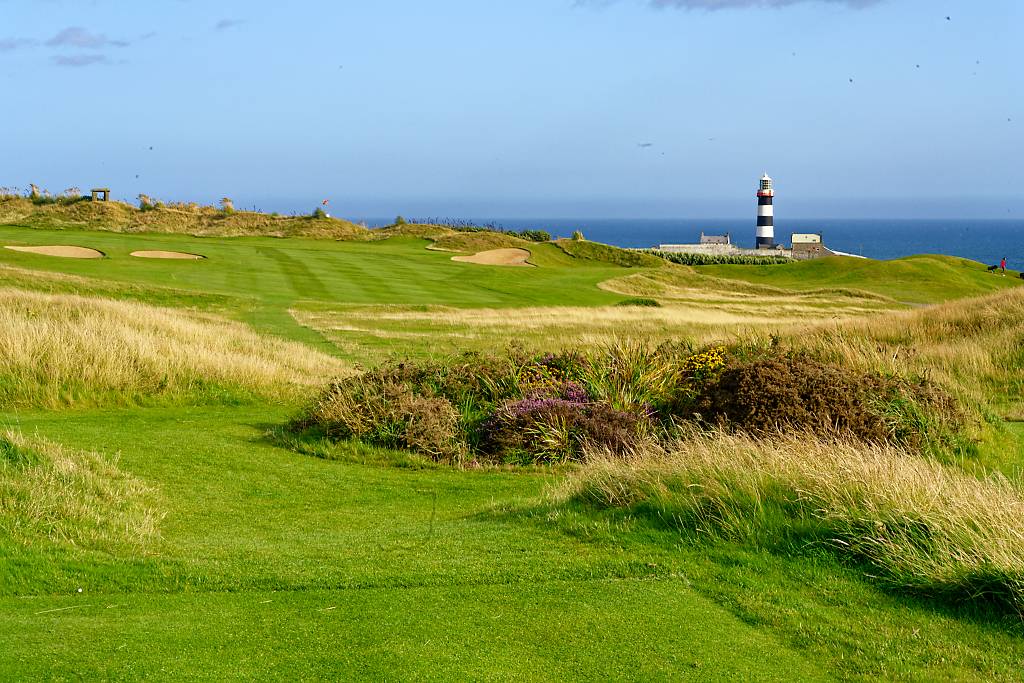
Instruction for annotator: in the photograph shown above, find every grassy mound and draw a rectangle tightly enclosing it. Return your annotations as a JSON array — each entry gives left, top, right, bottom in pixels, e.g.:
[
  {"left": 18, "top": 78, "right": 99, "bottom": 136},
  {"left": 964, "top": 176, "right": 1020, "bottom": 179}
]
[
  {"left": 0, "top": 430, "right": 160, "bottom": 553},
  {"left": 557, "top": 432, "right": 1024, "bottom": 615},
  {"left": 701, "top": 254, "right": 1021, "bottom": 304},
  {"left": 0, "top": 196, "right": 367, "bottom": 239},
  {"left": 555, "top": 238, "right": 665, "bottom": 268},
  {"left": 0, "top": 288, "right": 346, "bottom": 408},
  {"left": 430, "top": 230, "right": 532, "bottom": 254},
  {"left": 366, "top": 222, "right": 456, "bottom": 240}
]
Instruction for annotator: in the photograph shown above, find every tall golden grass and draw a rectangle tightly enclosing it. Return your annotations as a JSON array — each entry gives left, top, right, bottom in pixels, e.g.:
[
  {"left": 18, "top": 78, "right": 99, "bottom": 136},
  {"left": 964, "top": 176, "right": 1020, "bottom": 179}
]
[
  {"left": 783, "top": 287, "right": 1024, "bottom": 412},
  {"left": 0, "top": 288, "right": 347, "bottom": 407},
  {"left": 0, "top": 430, "right": 161, "bottom": 552},
  {"left": 558, "top": 431, "right": 1024, "bottom": 614}
]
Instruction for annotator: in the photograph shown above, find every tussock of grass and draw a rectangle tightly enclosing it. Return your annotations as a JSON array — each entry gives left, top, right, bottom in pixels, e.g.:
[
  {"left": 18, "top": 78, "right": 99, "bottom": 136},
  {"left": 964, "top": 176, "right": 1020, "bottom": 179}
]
[
  {"left": 0, "top": 288, "right": 346, "bottom": 408},
  {"left": 557, "top": 432, "right": 1024, "bottom": 615},
  {"left": 0, "top": 430, "right": 161, "bottom": 553}
]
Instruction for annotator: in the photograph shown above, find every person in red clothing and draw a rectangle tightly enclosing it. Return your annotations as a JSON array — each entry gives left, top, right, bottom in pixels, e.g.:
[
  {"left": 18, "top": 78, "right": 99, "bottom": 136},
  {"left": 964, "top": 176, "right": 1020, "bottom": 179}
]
[{"left": 1001, "top": 257, "right": 1007, "bottom": 276}]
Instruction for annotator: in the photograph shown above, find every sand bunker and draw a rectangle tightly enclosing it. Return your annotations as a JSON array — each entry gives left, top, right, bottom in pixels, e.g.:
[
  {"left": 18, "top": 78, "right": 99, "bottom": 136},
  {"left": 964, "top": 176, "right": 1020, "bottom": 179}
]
[
  {"left": 451, "top": 248, "right": 532, "bottom": 267},
  {"left": 130, "top": 250, "right": 205, "bottom": 260},
  {"left": 5, "top": 245, "right": 104, "bottom": 259}
]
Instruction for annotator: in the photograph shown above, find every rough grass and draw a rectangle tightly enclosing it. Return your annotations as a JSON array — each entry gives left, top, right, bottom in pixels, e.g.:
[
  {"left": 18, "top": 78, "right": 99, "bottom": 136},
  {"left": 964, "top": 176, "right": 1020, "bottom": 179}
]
[
  {"left": 291, "top": 298, "right": 884, "bottom": 363},
  {"left": 766, "top": 287, "right": 1024, "bottom": 467},
  {"left": 0, "top": 430, "right": 161, "bottom": 553},
  {"left": 795, "top": 287, "right": 1024, "bottom": 391},
  {"left": 557, "top": 432, "right": 1024, "bottom": 615},
  {"left": 0, "top": 288, "right": 347, "bottom": 408}
]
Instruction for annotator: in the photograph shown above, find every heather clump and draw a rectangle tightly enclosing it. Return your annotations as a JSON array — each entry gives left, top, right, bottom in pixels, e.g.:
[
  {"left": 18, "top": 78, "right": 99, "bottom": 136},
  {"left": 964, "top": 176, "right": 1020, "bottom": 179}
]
[
  {"left": 480, "top": 393, "right": 642, "bottom": 465},
  {"left": 289, "top": 340, "right": 965, "bottom": 466},
  {"left": 652, "top": 342, "right": 961, "bottom": 453},
  {"left": 693, "top": 357, "right": 891, "bottom": 441},
  {"left": 290, "top": 347, "right": 655, "bottom": 464}
]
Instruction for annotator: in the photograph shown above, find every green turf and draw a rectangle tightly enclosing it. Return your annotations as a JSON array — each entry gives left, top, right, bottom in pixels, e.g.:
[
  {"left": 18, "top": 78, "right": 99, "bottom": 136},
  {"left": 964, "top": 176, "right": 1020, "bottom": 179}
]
[{"left": 1, "top": 582, "right": 825, "bottom": 682}]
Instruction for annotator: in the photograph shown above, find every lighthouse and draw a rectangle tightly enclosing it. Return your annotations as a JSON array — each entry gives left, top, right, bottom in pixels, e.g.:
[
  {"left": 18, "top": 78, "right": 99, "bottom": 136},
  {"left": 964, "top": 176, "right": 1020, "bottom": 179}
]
[{"left": 756, "top": 173, "right": 775, "bottom": 249}]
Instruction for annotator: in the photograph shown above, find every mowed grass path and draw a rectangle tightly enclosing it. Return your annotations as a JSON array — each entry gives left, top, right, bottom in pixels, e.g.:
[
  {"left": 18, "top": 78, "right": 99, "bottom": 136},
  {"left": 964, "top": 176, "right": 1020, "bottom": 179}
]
[{"left": 1, "top": 407, "right": 828, "bottom": 682}]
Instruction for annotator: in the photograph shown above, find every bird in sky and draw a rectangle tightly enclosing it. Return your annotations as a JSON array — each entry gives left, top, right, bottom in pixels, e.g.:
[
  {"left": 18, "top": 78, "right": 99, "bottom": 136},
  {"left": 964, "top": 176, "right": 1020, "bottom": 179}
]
[{"left": 637, "top": 142, "right": 653, "bottom": 148}]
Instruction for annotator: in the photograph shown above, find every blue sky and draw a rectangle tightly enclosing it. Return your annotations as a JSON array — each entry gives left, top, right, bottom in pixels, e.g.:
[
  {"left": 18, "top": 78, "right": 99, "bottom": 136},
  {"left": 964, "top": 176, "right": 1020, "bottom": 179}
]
[{"left": 0, "top": 0, "right": 1020, "bottom": 218}]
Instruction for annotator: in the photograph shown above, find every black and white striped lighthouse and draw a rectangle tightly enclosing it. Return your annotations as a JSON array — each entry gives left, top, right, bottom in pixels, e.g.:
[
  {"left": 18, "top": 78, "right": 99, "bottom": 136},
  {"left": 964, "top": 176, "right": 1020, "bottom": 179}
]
[{"left": 755, "top": 173, "right": 775, "bottom": 249}]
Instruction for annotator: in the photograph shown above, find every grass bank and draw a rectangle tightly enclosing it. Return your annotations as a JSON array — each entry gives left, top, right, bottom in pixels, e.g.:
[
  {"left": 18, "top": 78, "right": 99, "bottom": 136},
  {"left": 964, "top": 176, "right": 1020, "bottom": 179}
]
[{"left": 0, "top": 288, "right": 345, "bottom": 409}]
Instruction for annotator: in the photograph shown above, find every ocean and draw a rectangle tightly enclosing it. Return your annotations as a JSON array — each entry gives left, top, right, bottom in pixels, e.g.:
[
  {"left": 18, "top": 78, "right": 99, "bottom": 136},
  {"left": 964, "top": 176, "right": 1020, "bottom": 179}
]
[{"left": 355, "top": 217, "right": 1023, "bottom": 268}]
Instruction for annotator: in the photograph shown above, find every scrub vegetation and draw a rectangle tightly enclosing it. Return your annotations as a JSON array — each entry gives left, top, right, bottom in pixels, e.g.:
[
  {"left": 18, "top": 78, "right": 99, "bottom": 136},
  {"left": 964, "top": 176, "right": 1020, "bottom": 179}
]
[{"left": 2, "top": 212, "right": 1024, "bottom": 680}]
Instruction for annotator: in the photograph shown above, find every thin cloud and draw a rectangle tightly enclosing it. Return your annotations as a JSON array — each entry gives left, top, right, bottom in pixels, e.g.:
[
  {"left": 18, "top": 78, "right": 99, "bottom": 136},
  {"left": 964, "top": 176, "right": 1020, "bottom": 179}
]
[
  {"left": 582, "top": 0, "right": 882, "bottom": 8},
  {"left": 52, "top": 54, "right": 110, "bottom": 67},
  {"left": 0, "top": 38, "right": 34, "bottom": 52},
  {"left": 214, "top": 19, "right": 245, "bottom": 30},
  {"left": 45, "top": 27, "right": 129, "bottom": 49},
  {"left": 651, "top": 0, "right": 882, "bottom": 7}
]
